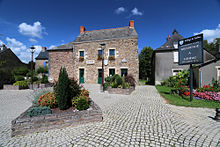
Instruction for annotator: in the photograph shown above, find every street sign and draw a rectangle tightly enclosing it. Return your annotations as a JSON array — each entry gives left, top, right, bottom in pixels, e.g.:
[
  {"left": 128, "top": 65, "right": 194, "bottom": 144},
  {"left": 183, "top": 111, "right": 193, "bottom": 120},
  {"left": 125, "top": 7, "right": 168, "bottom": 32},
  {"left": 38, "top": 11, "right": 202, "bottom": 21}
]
[{"left": 178, "top": 34, "right": 203, "bottom": 65}]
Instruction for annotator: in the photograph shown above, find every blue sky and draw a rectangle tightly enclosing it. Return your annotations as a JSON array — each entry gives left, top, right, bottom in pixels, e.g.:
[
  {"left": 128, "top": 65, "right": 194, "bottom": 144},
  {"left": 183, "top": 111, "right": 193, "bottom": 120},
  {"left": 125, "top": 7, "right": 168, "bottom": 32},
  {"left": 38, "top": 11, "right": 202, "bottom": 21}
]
[{"left": 0, "top": 0, "right": 220, "bottom": 63}]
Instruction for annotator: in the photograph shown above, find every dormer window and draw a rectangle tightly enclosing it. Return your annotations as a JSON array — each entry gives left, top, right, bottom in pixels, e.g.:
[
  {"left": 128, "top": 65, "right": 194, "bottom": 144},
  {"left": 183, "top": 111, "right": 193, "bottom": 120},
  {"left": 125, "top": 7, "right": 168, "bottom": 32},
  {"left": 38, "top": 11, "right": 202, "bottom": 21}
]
[{"left": 173, "top": 41, "right": 178, "bottom": 49}]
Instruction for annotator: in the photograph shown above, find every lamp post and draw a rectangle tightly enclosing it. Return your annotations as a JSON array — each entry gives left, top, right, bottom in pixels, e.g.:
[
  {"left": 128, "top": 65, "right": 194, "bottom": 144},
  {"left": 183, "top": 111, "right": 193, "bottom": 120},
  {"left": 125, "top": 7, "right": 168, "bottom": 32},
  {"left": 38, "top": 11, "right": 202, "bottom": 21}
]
[
  {"left": 30, "top": 46, "right": 35, "bottom": 90},
  {"left": 100, "top": 42, "right": 105, "bottom": 92}
]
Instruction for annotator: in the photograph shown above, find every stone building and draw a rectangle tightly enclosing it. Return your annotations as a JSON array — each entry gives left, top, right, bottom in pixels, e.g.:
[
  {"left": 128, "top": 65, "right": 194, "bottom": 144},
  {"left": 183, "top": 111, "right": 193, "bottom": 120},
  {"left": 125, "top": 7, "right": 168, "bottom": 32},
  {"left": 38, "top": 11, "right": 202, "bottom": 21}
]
[
  {"left": 152, "top": 30, "right": 215, "bottom": 85},
  {"left": 48, "top": 21, "right": 139, "bottom": 84},
  {"left": 35, "top": 47, "right": 48, "bottom": 70}
]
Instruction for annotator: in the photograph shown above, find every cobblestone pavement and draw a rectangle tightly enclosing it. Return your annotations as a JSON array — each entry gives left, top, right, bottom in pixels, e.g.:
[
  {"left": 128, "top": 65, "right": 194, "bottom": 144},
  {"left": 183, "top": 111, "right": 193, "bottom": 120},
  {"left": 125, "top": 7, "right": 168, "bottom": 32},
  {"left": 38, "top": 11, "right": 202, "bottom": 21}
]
[{"left": 0, "top": 85, "right": 220, "bottom": 146}]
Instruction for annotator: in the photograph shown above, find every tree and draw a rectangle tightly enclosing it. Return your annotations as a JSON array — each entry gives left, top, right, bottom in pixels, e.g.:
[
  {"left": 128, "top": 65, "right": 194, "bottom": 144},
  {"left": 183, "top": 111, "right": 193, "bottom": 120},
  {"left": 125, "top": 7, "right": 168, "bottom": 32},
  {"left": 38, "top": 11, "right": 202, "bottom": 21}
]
[
  {"left": 139, "top": 46, "right": 153, "bottom": 81},
  {"left": 55, "top": 67, "right": 71, "bottom": 110},
  {"left": 204, "top": 38, "right": 220, "bottom": 55}
]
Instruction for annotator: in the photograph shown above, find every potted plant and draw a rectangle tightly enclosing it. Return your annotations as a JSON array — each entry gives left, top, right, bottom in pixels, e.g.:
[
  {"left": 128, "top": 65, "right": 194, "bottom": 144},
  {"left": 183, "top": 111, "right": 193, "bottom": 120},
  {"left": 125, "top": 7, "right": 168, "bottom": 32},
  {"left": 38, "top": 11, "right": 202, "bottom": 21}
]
[
  {"left": 97, "top": 54, "right": 103, "bottom": 60},
  {"left": 79, "top": 56, "right": 84, "bottom": 62},
  {"left": 108, "top": 55, "right": 115, "bottom": 60}
]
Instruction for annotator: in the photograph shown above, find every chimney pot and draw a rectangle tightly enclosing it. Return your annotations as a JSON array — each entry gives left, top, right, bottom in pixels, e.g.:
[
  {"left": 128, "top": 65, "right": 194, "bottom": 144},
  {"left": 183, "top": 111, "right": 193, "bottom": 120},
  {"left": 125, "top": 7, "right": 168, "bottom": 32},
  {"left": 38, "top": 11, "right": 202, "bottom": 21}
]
[
  {"left": 42, "top": 47, "right": 47, "bottom": 52},
  {"left": 129, "top": 20, "right": 134, "bottom": 28},
  {"left": 80, "top": 26, "right": 86, "bottom": 34},
  {"left": 2, "top": 44, "right": 5, "bottom": 47}
]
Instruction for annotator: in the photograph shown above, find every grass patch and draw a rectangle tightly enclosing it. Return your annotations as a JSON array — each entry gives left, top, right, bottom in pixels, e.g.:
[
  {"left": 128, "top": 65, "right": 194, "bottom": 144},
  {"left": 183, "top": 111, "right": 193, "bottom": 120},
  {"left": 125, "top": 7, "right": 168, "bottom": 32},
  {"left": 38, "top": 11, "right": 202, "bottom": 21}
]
[{"left": 156, "top": 85, "right": 220, "bottom": 109}]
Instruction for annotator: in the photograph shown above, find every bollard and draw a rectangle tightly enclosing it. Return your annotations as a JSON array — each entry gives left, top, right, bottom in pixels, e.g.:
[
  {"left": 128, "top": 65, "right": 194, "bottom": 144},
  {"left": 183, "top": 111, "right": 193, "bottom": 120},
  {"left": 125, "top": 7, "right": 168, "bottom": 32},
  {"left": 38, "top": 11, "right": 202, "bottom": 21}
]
[{"left": 215, "top": 108, "right": 220, "bottom": 121}]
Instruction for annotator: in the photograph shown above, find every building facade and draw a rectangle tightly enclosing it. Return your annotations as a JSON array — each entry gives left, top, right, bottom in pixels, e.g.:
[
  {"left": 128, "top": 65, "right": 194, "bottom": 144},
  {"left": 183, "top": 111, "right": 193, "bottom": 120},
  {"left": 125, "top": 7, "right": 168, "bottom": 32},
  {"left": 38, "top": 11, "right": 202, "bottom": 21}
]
[
  {"left": 152, "top": 30, "right": 215, "bottom": 85},
  {"left": 35, "top": 47, "right": 49, "bottom": 70},
  {"left": 48, "top": 21, "right": 139, "bottom": 84}
]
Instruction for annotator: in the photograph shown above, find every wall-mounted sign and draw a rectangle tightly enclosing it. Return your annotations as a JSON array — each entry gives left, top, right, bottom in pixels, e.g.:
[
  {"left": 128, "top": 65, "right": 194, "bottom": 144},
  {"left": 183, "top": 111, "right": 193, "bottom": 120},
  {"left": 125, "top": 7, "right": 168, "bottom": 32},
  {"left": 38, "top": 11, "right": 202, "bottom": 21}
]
[
  {"left": 122, "top": 58, "right": 127, "bottom": 63},
  {"left": 104, "top": 60, "right": 108, "bottom": 66},
  {"left": 86, "top": 60, "right": 95, "bottom": 65},
  {"left": 178, "top": 34, "right": 203, "bottom": 65}
]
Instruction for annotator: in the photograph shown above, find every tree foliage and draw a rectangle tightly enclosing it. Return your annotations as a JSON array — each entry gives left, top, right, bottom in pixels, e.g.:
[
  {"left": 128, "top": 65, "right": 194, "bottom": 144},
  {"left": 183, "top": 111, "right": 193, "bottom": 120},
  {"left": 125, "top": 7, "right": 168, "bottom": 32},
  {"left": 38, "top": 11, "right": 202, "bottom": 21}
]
[
  {"left": 139, "top": 46, "right": 153, "bottom": 81},
  {"left": 204, "top": 38, "right": 220, "bottom": 55},
  {"left": 55, "top": 67, "right": 72, "bottom": 110}
]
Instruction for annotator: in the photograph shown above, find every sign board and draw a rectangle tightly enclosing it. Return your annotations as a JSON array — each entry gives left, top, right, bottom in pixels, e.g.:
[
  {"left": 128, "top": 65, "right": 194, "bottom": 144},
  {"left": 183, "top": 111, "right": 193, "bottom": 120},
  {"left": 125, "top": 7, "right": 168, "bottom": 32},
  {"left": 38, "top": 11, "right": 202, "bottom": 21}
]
[
  {"left": 104, "top": 60, "right": 108, "bottom": 66},
  {"left": 178, "top": 34, "right": 203, "bottom": 65},
  {"left": 86, "top": 60, "right": 95, "bottom": 65},
  {"left": 122, "top": 58, "right": 127, "bottom": 63}
]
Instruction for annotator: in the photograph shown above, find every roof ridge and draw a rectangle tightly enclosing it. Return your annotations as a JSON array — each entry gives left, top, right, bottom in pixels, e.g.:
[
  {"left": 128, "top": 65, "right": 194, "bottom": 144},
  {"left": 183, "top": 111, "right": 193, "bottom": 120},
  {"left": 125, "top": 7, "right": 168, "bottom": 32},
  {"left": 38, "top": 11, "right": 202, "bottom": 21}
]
[{"left": 84, "top": 26, "right": 129, "bottom": 33}]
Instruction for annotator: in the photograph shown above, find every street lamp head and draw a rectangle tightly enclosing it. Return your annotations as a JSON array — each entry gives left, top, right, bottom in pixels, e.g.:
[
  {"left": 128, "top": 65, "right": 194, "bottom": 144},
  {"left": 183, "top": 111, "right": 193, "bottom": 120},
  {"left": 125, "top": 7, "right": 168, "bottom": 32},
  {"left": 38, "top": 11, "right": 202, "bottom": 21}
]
[
  {"left": 100, "top": 42, "right": 105, "bottom": 49},
  {"left": 30, "top": 46, "right": 35, "bottom": 53}
]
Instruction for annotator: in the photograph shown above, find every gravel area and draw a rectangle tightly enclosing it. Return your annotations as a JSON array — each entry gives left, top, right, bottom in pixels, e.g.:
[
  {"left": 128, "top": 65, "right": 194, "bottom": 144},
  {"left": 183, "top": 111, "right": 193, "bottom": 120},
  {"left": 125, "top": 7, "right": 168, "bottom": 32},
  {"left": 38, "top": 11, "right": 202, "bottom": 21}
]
[{"left": 0, "top": 85, "right": 220, "bottom": 146}]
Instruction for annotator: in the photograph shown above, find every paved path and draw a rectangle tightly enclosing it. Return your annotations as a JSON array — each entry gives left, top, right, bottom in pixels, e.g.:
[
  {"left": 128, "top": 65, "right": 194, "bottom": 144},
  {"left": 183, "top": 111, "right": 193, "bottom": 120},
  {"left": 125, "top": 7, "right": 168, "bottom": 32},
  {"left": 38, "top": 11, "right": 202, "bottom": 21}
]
[{"left": 0, "top": 85, "right": 220, "bottom": 146}]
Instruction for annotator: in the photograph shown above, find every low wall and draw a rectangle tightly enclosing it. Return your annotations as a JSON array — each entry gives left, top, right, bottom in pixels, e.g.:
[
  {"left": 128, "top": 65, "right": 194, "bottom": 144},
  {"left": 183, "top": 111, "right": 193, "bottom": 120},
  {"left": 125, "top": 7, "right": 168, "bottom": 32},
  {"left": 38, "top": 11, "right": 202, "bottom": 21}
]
[
  {"left": 3, "top": 85, "right": 19, "bottom": 90},
  {"left": 107, "top": 86, "right": 135, "bottom": 95},
  {"left": 11, "top": 100, "right": 102, "bottom": 137}
]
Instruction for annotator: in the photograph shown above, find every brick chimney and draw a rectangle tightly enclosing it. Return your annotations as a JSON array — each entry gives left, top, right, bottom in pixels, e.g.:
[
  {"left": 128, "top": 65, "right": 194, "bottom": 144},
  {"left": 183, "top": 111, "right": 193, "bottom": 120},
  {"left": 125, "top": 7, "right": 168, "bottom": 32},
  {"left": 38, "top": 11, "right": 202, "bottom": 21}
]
[
  {"left": 129, "top": 20, "right": 134, "bottom": 28},
  {"left": 80, "top": 26, "right": 86, "bottom": 34},
  {"left": 42, "top": 47, "right": 47, "bottom": 52},
  {"left": 2, "top": 44, "right": 6, "bottom": 47}
]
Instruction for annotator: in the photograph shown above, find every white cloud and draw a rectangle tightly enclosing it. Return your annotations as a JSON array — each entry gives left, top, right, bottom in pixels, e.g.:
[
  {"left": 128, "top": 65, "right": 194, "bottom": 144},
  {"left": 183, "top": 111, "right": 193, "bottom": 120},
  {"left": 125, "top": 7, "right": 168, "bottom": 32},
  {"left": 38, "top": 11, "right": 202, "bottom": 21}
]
[
  {"left": 5, "top": 37, "right": 42, "bottom": 63},
  {"left": 115, "top": 7, "right": 125, "bottom": 14},
  {"left": 131, "top": 7, "right": 143, "bottom": 16},
  {"left": 49, "top": 45, "right": 56, "bottom": 49},
  {"left": 29, "top": 38, "right": 38, "bottom": 43},
  {"left": 0, "top": 40, "right": 4, "bottom": 45},
  {"left": 194, "top": 24, "right": 220, "bottom": 43},
  {"left": 18, "top": 21, "right": 46, "bottom": 38}
]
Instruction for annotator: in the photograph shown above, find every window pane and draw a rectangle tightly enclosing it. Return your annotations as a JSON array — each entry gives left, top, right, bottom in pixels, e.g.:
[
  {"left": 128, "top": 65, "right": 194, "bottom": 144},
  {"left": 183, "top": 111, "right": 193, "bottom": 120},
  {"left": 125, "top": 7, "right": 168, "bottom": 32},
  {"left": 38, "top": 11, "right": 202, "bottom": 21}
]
[
  {"left": 109, "top": 49, "right": 115, "bottom": 56},
  {"left": 80, "top": 51, "right": 84, "bottom": 57},
  {"left": 121, "top": 69, "right": 128, "bottom": 77},
  {"left": 173, "top": 52, "right": 178, "bottom": 62},
  {"left": 109, "top": 69, "right": 115, "bottom": 76},
  {"left": 98, "top": 50, "right": 103, "bottom": 56}
]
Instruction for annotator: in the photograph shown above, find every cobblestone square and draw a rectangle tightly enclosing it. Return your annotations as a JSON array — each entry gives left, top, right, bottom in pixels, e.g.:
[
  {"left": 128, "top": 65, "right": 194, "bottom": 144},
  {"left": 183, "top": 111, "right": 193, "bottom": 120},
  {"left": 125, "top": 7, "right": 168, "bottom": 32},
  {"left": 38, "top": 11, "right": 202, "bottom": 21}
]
[{"left": 0, "top": 85, "right": 220, "bottom": 146}]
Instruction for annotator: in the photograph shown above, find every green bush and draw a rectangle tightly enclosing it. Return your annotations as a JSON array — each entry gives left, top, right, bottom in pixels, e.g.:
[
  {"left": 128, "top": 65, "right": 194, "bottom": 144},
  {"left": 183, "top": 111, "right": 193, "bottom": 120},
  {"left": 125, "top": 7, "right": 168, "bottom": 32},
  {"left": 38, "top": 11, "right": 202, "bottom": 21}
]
[
  {"left": 12, "top": 66, "right": 28, "bottom": 76},
  {"left": 41, "top": 75, "right": 48, "bottom": 83},
  {"left": 76, "top": 98, "right": 89, "bottom": 111},
  {"left": 55, "top": 67, "right": 72, "bottom": 110},
  {"left": 13, "top": 80, "right": 29, "bottom": 89},
  {"left": 69, "top": 78, "right": 81, "bottom": 98},
  {"left": 37, "top": 66, "right": 48, "bottom": 74},
  {"left": 14, "top": 75, "right": 24, "bottom": 81},
  {"left": 27, "top": 106, "right": 51, "bottom": 117}
]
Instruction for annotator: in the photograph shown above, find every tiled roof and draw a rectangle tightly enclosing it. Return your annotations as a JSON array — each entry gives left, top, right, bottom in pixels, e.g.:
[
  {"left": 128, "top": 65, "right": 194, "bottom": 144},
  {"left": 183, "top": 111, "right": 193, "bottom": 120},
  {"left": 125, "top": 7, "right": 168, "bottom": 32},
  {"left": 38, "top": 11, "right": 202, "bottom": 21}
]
[
  {"left": 156, "top": 29, "right": 184, "bottom": 51},
  {"left": 48, "top": 26, "right": 137, "bottom": 51},
  {"left": 35, "top": 50, "right": 49, "bottom": 60},
  {"left": 74, "top": 26, "right": 137, "bottom": 43}
]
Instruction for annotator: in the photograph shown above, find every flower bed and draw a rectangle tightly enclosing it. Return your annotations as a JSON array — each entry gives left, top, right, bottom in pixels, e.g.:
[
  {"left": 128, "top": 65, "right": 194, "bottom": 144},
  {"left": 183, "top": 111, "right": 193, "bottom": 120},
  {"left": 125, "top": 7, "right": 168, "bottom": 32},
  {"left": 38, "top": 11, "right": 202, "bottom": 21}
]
[
  {"left": 107, "top": 86, "right": 135, "bottom": 95},
  {"left": 11, "top": 99, "right": 102, "bottom": 137}
]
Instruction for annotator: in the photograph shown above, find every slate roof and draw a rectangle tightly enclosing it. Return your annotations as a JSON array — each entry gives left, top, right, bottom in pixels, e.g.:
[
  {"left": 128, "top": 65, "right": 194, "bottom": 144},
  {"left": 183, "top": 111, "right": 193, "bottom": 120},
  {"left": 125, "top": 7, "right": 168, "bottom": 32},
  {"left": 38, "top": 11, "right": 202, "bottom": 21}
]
[
  {"left": 74, "top": 26, "right": 137, "bottom": 43},
  {"left": 35, "top": 50, "right": 49, "bottom": 60},
  {"left": 155, "top": 29, "right": 184, "bottom": 51},
  {"left": 48, "top": 26, "right": 137, "bottom": 51}
]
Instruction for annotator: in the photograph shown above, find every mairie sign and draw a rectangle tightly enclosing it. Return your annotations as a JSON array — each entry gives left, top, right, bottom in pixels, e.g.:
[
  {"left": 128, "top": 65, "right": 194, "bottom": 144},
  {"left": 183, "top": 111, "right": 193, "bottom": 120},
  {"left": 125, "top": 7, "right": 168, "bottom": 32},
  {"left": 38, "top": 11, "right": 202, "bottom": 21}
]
[{"left": 178, "top": 34, "right": 203, "bottom": 65}]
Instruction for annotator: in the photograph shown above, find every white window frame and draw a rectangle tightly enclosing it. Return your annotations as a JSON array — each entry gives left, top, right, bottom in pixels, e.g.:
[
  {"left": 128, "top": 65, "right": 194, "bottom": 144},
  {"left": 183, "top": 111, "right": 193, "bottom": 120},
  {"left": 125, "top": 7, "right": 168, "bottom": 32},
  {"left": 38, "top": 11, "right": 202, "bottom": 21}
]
[
  {"left": 108, "top": 48, "right": 116, "bottom": 59},
  {"left": 78, "top": 49, "right": 85, "bottom": 59},
  {"left": 215, "top": 66, "right": 220, "bottom": 81},
  {"left": 172, "top": 69, "right": 183, "bottom": 76}
]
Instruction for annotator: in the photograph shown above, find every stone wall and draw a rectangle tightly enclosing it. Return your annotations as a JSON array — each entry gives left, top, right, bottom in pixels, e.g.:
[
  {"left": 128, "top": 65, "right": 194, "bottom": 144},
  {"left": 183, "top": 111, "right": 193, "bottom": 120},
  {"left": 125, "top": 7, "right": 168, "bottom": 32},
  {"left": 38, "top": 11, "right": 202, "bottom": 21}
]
[
  {"left": 11, "top": 100, "right": 102, "bottom": 137},
  {"left": 35, "top": 59, "right": 48, "bottom": 70},
  {"left": 48, "top": 50, "right": 74, "bottom": 82},
  {"left": 107, "top": 86, "right": 135, "bottom": 95},
  {"left": 3, "top": 85, "right": 19, "bottom": 90},
  {"left": 74, "top": 38, "right": 139, "bottom": 84}
]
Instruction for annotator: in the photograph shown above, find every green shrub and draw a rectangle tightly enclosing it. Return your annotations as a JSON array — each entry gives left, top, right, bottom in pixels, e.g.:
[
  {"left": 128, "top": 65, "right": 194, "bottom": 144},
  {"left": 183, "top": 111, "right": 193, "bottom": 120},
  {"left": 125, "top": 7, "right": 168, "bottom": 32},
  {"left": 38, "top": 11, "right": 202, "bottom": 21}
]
[
  {"left": 37, "top": 66, "right": 48, "bottom": 74},
  {"left": 12, "top": 66, "right": 28, "bottom": 76},
  {"left": 27, "top": 106, "right": 51, "bottom": 117},
  {"left": 13, "top": 80, "right": 29, "bottom": 88},
  {"left": 14, "top": 75, "right": 24, "bottom": 81},
  {"left": 55, "top": 67, "right": 71, "bottom": 110},
  {"left": 76, "top": 98, "right": 89, "bottom": 111},
  {"left": 33, "top": 76, "right": 38, "bottom": 82},
  {"left": 125, "top": 74, "right": 136, "bottom": 87},
  {"left": 69, "top": 78, "right": 81, "bottom": 98},
  {"left": 41, "top": 75, "right": 48, "bottom": 83}
]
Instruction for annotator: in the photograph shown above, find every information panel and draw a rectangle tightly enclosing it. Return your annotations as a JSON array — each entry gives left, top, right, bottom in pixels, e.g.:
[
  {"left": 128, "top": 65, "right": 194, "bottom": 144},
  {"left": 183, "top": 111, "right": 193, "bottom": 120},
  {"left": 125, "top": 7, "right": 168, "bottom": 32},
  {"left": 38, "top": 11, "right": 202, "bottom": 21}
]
[{"left": 178, "top": 34, "right": 203, "bottom": 65}]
